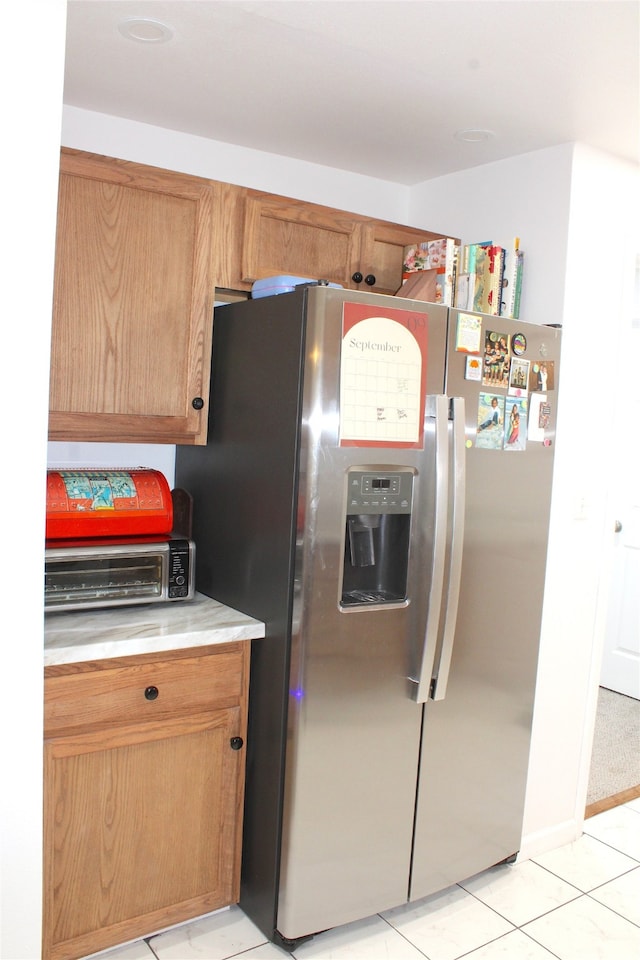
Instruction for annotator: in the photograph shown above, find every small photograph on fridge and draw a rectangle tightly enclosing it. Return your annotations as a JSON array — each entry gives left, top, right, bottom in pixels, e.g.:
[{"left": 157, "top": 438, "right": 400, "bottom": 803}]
[
  {"left": 530, "top": 359, "right": 556, "bottom": 392},
  {"left": 481, "top": 330, "right": 510, "bottom": 387},
  {"left": 504, "top": 396, "right": 528, "bottom": 451},
  {"left": 476, "top": 392, "right": 506, "bottom": 449}
]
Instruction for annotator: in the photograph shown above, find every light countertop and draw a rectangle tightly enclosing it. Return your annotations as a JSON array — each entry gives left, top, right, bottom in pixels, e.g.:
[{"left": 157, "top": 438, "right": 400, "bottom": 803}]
[{"left": 44, "top": 593, "right": 265, "bottom": 666}]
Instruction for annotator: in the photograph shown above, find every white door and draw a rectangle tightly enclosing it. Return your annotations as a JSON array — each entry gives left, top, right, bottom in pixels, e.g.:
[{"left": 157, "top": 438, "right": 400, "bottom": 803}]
[
  {"left": 601, "top": 507, "right": 640, "bottom": 699},
  {"left": 600, "top": 264, "right": 640, "bottom": 700}
]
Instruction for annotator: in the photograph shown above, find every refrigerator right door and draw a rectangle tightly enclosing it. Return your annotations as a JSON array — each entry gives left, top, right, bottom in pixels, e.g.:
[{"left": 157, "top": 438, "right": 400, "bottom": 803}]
[{"left": 410, "top": 313, "right": 562, "bottom": 900}]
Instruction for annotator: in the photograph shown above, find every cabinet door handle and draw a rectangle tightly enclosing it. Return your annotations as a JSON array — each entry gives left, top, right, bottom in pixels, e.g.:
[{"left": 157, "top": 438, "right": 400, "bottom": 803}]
[
  {"left": 364, "top": 274, "right": 376, "bottom": 286},
  {"left": 192, "top": 397, "right": 204, "bottom": 410},
  {"left": 230, "top": 737, "right": 244, "bottom": 750},
  {"left": 144, "top": 685, "right": 159, "bottom": 701},
  {"left": 351, "top": 272, "right": 363, "bottom": 284}
]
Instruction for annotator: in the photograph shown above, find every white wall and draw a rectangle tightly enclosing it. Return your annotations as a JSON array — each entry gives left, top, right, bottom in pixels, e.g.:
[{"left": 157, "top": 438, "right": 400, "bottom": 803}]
[
  {"left": 410, "top": 144, "right": 640, "bottom": 857},
  {"left": 48, "top": 441, "right": 178, "bottom": 486},
  {"left": 1, "top": 3, "right": 66, "bottom": 958},
  {"left": 524, "top": 145, "right": 639, "bottom": 855},
  {"left": 409, "top": 143, "right": 574, "bottom": 328},
  {"left": 62, "top": 106, "right": 414, "bottom": 224}
]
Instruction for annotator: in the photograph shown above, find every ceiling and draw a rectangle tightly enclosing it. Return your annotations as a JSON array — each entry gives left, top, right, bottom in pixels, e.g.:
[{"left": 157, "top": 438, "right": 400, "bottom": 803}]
[{"left": 63, "top": 1, "right": 640, "bottom": 186}]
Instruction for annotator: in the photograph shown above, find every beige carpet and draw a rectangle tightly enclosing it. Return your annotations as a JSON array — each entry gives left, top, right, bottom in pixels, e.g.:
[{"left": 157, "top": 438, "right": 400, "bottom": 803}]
[{"left": 587, "top": 687, "right": 640, "bottom": 805}]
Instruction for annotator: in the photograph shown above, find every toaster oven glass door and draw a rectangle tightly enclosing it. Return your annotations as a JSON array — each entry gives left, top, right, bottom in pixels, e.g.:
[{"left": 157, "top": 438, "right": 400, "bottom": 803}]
[{"left": 45, "top": 550, "right": 164, "bottom": 610}]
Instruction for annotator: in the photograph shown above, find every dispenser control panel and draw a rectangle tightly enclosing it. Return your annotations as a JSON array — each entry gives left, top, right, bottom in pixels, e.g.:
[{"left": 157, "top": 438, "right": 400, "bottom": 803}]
[{"left": 347, "top": 471, "right": 413, "bottom": 515}]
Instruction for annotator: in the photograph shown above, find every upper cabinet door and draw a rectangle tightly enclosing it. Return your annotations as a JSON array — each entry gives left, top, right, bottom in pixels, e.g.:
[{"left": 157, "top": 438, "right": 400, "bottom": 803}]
[
  {"left": 49, "top": 149, "right": 215, "bottom": 445},
  {"left": 216, "top": 186, "right": 454, "bottom": 299},
  {"left": 239, "top": 192, "right": 362, "bottom": 288},
  {"left": 357, "top": 221, "right": 448, "bottom": 295}
]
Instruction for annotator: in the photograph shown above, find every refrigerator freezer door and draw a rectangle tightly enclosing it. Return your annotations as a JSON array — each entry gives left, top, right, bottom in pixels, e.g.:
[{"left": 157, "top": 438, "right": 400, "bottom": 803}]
[
  {"left": 410, "top": 315, "right": 561, "bottom": 899},
  {"left": 275, "top": 288, "right": 450, "bottom": 941}
]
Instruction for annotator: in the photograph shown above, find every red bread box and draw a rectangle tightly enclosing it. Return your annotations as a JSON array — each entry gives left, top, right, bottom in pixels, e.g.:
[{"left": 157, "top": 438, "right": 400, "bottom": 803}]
[{"left": 46, "top": 468, "right": 173, "bottom": 541}]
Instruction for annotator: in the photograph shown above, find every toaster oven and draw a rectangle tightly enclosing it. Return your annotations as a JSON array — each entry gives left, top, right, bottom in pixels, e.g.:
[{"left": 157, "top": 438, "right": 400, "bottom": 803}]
[{"left": 44, "top": 538, "right": 195, "bottom": 613}]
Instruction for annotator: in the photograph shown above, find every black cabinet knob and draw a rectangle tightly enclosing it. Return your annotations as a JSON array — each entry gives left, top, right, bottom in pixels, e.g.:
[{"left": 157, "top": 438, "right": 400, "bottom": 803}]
[
  {"left": 364, "top": 274, "right": 376, "bottom": 286},
  {"left": 144, "top": 685, "right": 159, "bottom": 701},
  {"left": 230, "top": 736, "right": 244, "bottom": 751},
  {"left": 192, "top": 397, "right": 204, "bottom": 410},
  {"left": 351, "top": 272, "right": 363, "bottom": 284}
]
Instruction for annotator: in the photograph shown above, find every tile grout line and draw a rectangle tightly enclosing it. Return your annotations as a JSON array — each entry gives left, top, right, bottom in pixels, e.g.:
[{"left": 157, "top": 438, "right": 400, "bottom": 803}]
[
  {"left": 582, "top": 881, "right": 640, "bottom": 932},
  {"left": 375, "top": 910, "right": 433, "bottom": 959},
  {"left": 530, "top": 852, "right": 640, "bottom": 893}
]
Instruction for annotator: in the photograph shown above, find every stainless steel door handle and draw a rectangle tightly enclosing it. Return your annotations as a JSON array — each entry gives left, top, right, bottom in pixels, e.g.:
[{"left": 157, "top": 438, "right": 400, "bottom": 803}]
[
  {"left": 411, "top": 395, "right": 449, "bottom": 703},
  {"left": 430, "top": 397, "right": 466, "bottom": 701}
]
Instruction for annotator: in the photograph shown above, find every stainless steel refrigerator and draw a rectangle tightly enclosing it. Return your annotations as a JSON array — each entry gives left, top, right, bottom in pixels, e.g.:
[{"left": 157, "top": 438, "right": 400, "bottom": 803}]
[{"left": 175, "top": 285, "right": 561, "bottom": 951}]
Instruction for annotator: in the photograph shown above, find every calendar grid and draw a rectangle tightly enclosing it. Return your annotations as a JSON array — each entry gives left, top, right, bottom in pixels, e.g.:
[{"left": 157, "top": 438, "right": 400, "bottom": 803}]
[{"left": 340, "top": 357, "right": 421, "bottom": 442}]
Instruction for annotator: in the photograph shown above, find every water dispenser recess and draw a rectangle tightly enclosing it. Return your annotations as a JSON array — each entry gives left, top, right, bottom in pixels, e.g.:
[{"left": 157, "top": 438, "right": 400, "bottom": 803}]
[{"left": 341, "top": 469, "right": 414, "bottom": 607}]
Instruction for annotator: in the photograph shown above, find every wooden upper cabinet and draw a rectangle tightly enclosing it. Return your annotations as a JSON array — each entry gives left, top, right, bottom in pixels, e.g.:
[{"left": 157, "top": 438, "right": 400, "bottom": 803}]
[
  {"left": 215, "top": 186, "right": 451, "bottom": 297},
  {"left": 49, "top": 149, "right": 215, "bottom": 445},
  {"left": 240, "top": 190, "right": 362, "bottom": 288},
  {"left": 357, "top": 221, "right": 449, "bottom": 295},
  {"left": 48, "top": 152, "right": 454, "bottom": 447}
]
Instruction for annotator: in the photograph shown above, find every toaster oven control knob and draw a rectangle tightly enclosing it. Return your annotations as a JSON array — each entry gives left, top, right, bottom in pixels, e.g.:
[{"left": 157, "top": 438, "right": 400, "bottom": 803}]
[
  {"left": 364, "top": 274, "right": 376, "bottom": 286},
  {"left": 144, "top": 685, "right": 159, "bottom": 701},
  {"left": 351, "top": 272, "right": 363, "bottom": 284},
  {"left": 192, "top": 397, "right": 204, "bottom": 410}
]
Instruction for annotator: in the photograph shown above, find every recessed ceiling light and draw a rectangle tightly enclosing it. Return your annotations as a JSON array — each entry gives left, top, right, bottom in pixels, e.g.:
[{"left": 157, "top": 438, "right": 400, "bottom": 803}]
[
  {"left": 117, "top": 18, "right": 174, "bottom": 43},
  {"left": 455, "top": 128, "right": 495, "bottom": 143}
]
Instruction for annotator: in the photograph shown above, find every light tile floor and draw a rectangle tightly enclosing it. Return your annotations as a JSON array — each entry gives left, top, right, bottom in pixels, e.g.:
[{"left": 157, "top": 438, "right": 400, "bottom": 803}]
[{"left": 88, "top": 798, "right": 640, "bottom": 960}]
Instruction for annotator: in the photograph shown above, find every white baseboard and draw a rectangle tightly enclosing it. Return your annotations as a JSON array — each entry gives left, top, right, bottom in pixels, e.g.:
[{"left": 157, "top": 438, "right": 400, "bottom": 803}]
[{"left": 518, "top": 819, "right": 583, "bottom": 862}]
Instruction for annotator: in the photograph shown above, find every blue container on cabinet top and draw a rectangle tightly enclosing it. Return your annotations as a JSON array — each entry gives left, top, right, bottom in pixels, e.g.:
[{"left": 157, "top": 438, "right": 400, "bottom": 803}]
[{"left": 251, "top": 275, "right": 343, "bottom": 298}]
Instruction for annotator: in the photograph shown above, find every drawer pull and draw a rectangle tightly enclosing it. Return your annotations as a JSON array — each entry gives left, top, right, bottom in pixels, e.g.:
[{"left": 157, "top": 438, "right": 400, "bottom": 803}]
[
  {"left": 230, "top": 737, "right": 244, "bottom": 751},
  {"left": 144, "top": 685, "right": 159, "bottom": 701}
]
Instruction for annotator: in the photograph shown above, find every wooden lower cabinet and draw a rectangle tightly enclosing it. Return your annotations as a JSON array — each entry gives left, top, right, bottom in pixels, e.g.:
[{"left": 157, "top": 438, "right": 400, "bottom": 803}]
[{"left": 43, "top": 643, "right": 249, "bottom": 960}]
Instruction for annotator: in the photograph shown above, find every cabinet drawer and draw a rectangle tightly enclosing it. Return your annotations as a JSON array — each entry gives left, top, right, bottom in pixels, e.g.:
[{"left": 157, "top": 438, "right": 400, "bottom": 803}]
[{"left": 45, "top": 646, "right": 248, "bottom": 736}]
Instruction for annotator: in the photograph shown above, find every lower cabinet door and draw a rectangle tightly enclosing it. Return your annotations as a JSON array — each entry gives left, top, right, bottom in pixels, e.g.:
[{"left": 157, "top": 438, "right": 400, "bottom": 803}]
[{"left": 43, "top": 707, "right": 245, "bottom": 960}]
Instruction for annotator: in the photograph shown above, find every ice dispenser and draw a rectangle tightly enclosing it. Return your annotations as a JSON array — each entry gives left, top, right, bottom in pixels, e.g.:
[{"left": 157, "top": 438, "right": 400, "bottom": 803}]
[{"left": 341, "top": 469, "right": 413, "bottom": 607}]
